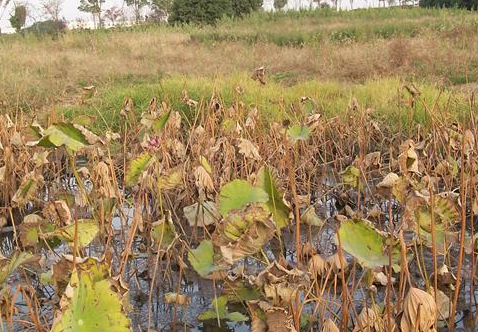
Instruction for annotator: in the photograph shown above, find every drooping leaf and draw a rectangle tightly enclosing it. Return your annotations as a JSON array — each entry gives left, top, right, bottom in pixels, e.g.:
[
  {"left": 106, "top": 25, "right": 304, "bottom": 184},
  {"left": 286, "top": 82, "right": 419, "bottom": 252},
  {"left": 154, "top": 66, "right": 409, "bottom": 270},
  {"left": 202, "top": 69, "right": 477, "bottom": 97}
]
[
  {"left": 164, "top": 292, "right": 190, "bottom": 305},
  {"left": 152, "top": 110, "right": 171, "bottom": 132},
  {"left": 254, "top": 261, "right": 308, "bottom": 307},
  {"left": 400, "top": 287, "right": 437, "bottom": 332},
  {"left": 213, "top": 204, "right": 275, "bottom": 265},
  {"left": 151, "top": 218, "right": 176, "bottom": 249},
  {"left": 188, "top": 240, "right": 221, "bottom": 278},
  {"left": 322, "top": 319, "right": 339, "bottom": 332},
  {"left": 200, "top": 156, "right": 212, "bottom": 174},
  {"left": 18, "top": 214, "right": 44, "bottom": 247},
  {"left": 54, "top": 220, "right": 99, "bottom": 248},
  {"left": 183, "top": 201, "right": 221, "bottom": 227},
  {"left": 125, "top": 153, "right": 156, "bottom": 187},
  {"left": 0, "top": 166, "right": 5, "bottom": 183},
  {"left": 38, "top": 123, "right": 101, "bottom": 151},
  {"left": 0, "top": 252, "right": 39, "bottom": 285},
  {"left": 398, "top": 140, "right": 420, "bottom": 174},
  {"left": 338, "top": 219, "right": 400, "bottom": 268},
  {"left": 257, "top": 166, "right": 290, "bottom": 229},
  {"left": 156, "top": 166, "right": 183, "bottom": 190},
  {"left": 238, "top": 138, "right": 261, "bottom": 160},
  {"left": 352, "top": 307, "right": 384, "bottom": 332},
  {"left": 301, "top": 206, "right": 324, "bottom": 227},
  {"left": 415, "top": 206, "right": 445, "bottom": 245},
  {"left": 340, "top": 165, "right": 361, "bottom": 190},
  {"left": 218, "top": 179, "right": 269, "bottom": 216},
  {"left": 12, "top": 172, "right": 44, "bottom": 206}
]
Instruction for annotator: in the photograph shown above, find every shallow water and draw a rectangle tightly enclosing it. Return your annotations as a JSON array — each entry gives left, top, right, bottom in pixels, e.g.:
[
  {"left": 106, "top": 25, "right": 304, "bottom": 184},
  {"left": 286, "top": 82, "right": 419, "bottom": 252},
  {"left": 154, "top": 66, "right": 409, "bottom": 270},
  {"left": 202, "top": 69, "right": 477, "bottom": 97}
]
[{"left": 1, "top": 174, "right": 478, "bottom": 331}]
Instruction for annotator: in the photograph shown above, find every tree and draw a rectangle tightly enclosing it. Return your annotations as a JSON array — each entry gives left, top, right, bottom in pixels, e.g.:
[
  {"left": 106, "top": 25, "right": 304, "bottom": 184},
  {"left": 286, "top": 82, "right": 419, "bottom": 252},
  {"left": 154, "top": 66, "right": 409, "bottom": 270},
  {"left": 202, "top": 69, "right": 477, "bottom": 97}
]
[
  {"left": 169, "top": 0, "right": 233, "bottom": 25},
  {"left": 125, "top": 0, "right": 148, "bottom": 23},
  {"left": 41, "top": 0, "right": 64, "bottom": 22},
  {"left": 104, "top": 6, "right": 122, "bottom": 26},
  {"left": 419, "top": 0, "right": 477, "bottom": 8},
  {"left": 273, "top": 0, "right": 287, "bottom": 10},
  {"left": 232, "top": 0, "right": 262, "bottom": 17},
  {"left": 25, "top": 19, "right": 67, "bottom": 38},
  {"left": 9, "top": 5, "right": 27, "bottom": 34},
  {"left": 78, "top": 0, "right": 105, "bottom": 28},
  {"left": 150, "top": 0, "right": 173, "bottom": 21},
  {"left": 40, "top": 0, "right": 65, "bottom": 37}
]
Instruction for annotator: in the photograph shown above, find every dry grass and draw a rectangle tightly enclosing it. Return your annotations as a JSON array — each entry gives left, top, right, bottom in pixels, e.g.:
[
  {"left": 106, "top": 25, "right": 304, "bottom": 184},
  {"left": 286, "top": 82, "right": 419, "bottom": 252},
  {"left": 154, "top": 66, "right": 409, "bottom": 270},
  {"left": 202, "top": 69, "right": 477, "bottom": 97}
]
[{"left": 0, "top": 8, "right": 476, "bottom": 117}]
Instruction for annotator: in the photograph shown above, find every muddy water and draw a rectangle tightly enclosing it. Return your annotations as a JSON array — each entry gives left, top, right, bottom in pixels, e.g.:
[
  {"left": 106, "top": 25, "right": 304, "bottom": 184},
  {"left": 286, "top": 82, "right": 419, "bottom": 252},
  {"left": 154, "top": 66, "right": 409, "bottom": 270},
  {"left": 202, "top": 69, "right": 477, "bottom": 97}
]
[{"left": 1, "top": 182, "right": 478, "bottom": 331}]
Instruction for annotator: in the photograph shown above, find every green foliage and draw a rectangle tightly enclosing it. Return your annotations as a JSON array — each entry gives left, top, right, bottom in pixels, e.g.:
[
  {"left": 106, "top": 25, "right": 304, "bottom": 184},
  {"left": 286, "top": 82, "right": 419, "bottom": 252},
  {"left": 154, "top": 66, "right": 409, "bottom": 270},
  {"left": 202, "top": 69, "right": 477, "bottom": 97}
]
[
  {"left": 257, "top": 166, "right": 290, "bottom": 229},
  {"left": 170, "top": 0, "right": 233, "bottom": 25},
  {"left": 125, "top": 0, "right": 149, "bottom": 22},
  {"left": 218, "top": 179, "right": 269, "bottom": 216},
  {"left": 274, "top": 0, "right": 287, "bottom": 10},
  {"left": 287, "top": 124, "right": 310, "bottom": 142},
  {"left": 24, "top": 20, "right": 67, "bottom": 38},
  {"left": 232, "top": 0, "right": 263, "bottom": 17},
  {"left": 169, "top": 0, "right": 262, "bottom": 24},
  {"left": 338, "top": 219, "right": 401, "bottom": 268},
  {"left": 420, "top": 0, "right": 477, "bottom": 10},
  {"left": 150, "top": 0, "right": 174, "bottom": 20},
  {"left": 57, "top": 220, "right": 100, "bottom": 248},
  {"left": 37, "top": 123, "right": 101, "bottom": 152},
  {"left": 125, "top": 152, "right": 156, "bottom": 187},
  {"left": 78, "top": 0, "right": 105, "bottom": 28},
  {"left": 188, "top": 240, "right": 222, "bottom": 277},
  {"left": 151, "top": 218, "right": 176, "bottom": 249},
  {"left": 9, "top": 5, "right": 26, "bottom": 33},
  {"left": 51, "top": 264, "right": 131, "bottom": 332},
  {"left": 340, "top": 165, "right": 361, "bottom": 190},
  {"left": 78, "top": 0, "right": 104, "bottom": 14},
  {"left": 198, "top": 296, "right": 248, "bottom": 321},
  {"left": 0, "top": 252, "right": 37, "bottom": 285}
]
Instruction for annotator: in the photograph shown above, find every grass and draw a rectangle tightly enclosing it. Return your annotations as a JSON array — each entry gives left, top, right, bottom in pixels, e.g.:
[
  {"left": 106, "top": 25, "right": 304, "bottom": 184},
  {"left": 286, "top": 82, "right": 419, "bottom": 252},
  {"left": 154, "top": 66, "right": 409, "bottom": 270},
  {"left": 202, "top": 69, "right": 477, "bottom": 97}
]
[
  {"left": 59, "top": 74, "right": 470, "bottom": 133},
  {"left": 189, "top": 7, "right": 478, "bottom": 45},
  {"left": 0, "top": 7, "right": 477, "bottom": 131}
]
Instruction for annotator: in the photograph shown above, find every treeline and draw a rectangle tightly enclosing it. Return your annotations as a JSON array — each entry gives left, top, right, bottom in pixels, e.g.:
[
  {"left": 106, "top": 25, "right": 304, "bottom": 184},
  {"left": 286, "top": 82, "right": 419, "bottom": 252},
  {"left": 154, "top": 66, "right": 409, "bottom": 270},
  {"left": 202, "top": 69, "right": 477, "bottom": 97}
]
[
  {"left": 419, "top": 0, "right": 477, "bottom": 9},
  {"left": 170, "top": 0, "right": 263, "bottom": 25}
]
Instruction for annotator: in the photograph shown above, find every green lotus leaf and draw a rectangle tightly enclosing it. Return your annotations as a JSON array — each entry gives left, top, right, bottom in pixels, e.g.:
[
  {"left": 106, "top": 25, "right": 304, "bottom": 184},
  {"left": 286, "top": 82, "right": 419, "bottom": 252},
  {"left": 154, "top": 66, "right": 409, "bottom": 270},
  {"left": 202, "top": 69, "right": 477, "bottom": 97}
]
[
  {"left": 188, "top": 240, "right": 221, "bottom": 278},
  {"left": 224, "top": 281, "right": 261, "bottom": 302},
  {"left": 338, "top": 219, "right": 400, "bottom": 268},
  {"left": 38, "top": 123, "right": 101, "bottom": 151},
  {"left": 198, "top": 296, "right": 248, "bottom": 322},
  {"left": 152, "top": 110, "right": 171, "bottom": 132},
  {"left": 257, "top": 166, "right": 290, "bottom": 229},
  {"left": 218, "top": 179, "right": 269, "bottom": 216},
  {"left": 51, "top": 270, "right": 131, "bottom": 332},
  {"left": 287, "top": 125, "right": 310, "bottom": 142}
]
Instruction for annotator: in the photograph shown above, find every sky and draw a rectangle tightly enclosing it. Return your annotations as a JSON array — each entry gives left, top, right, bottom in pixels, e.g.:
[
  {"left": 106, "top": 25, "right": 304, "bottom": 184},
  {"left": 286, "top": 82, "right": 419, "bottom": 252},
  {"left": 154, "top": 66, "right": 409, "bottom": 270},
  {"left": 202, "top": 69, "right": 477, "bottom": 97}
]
[
  {"left": 0, "top": 0, "right": 123, "bottom": 32},
  {"left": 0, "top": 0, "right": 385, "bottom": 32}
]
